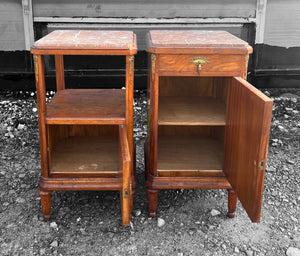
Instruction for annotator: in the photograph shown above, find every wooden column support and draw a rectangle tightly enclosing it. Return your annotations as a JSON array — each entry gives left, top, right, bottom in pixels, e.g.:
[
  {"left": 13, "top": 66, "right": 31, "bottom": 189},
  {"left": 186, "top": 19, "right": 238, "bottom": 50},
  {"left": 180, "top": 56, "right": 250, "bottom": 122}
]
[
  {"left": 33, "top": 54, "right": 49, "bottom": 178},
  {"left": 55, "top": 55, "right": 65, "bottom": 90}
]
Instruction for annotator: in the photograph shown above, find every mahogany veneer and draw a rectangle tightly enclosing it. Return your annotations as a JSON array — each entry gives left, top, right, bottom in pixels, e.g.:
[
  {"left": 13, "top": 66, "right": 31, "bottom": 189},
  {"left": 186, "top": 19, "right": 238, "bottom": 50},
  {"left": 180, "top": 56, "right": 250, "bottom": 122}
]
[
  {"left": 50, "top": 136, "right": 119, "bottom": 177},
  {"left": 145, "top": 30, "right": 273, "bottom": 222},
  {"left": 157, "top": 135, "right": 223, "bottom": 177},
  {"left": 158, "top": 96, "right": 226, "bottom": 126},
  {"left": 31, "top": 30, "right": 137, "bottom": 225},
  {"left": 46, "top": 89, "right": 125, "bottom": 125}
]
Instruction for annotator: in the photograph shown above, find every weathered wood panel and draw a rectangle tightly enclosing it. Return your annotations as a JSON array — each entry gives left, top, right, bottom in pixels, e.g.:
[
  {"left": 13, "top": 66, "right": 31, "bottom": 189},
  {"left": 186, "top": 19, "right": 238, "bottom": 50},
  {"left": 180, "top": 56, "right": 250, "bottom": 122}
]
[
  {"left": 264, "top": 0, "right": 300, "bottom": 47},
  {"left": 0, "top": 0, "right": 25, "bottom": 50},
  {"left": 33, "top": 0, "right": 256, "bottom": 18}
]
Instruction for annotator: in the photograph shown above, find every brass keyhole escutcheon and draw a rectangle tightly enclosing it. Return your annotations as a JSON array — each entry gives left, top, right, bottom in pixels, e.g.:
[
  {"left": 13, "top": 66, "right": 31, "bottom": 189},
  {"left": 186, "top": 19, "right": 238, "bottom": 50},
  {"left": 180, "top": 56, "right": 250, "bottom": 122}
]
[{"left": 190, "top": 56, "right": 208, "bottom": 75}]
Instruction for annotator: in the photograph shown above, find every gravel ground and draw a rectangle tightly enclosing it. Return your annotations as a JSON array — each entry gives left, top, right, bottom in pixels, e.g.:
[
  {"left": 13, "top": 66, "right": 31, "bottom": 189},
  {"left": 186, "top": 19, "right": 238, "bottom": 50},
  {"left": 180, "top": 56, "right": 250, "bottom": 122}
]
[{"left": 0, "top": 88, "right": 299, "bottom": 256}]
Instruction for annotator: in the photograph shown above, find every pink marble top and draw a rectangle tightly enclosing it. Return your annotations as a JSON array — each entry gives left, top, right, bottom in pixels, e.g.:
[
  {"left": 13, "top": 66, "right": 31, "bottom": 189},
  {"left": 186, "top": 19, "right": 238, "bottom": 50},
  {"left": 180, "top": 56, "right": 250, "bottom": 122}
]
[
  {"left": 33, "top": 30, "right": 136, "bottom": 50},
  {"left": 149, "top": 30, "right": 249, "bottom": 48}
]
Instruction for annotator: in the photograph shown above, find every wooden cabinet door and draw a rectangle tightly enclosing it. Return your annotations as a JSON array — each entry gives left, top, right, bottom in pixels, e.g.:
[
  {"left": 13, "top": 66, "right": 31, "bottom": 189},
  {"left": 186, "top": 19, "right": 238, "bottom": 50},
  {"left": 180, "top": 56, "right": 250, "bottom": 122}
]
[{"left": 224, "top": 77, "right": 273, "bottom": 222}]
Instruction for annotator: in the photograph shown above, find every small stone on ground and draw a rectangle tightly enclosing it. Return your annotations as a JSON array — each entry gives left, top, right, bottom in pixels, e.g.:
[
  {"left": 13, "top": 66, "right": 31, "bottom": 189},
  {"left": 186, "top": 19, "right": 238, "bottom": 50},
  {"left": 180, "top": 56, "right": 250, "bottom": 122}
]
[
  {"left": 50, "top": 240, "right": 58, "bottom": 247},
  {"left": 210, "top": 209, "right": 221, "bottom": 216},
  {"left": 286, "top": 247, "right": 300, "bottom": 256},
  {"left": 157, "top": 218, "right": 165, "bottom": 227}
]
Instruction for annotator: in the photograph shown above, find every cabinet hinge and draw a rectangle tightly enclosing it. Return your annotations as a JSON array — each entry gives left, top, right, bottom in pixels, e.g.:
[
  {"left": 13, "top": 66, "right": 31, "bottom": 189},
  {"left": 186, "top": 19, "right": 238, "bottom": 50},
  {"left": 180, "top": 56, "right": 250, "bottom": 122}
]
[{"left": 259, "top": 159, "right": 265, "bottom": 170}]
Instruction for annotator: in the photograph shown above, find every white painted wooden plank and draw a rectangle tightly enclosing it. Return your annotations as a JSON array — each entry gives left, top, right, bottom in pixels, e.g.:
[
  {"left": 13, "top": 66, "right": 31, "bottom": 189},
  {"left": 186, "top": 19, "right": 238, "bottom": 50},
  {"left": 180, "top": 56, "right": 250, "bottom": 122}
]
[
  {"left": 32, "top": 0, "right": 256, "bottom": 18},
  {"left": 22, "top": 0, "right": 34, "bottom": 50},
  {"left": 34, "top": 17, "right": 256, "bottom": 24},
  {"left": 264, "top": 0, "right": 300, "bottom": 47},
  {"left": 255, "top": 0, "right": 267, "bottom": 44},
  {"left": 0, "top": 0, "right": 25, "bottom": 50}
]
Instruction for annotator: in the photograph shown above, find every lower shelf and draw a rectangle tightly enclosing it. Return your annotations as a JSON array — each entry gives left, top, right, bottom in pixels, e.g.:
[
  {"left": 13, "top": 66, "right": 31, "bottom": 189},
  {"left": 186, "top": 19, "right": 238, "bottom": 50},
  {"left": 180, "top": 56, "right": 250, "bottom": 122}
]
[
  {"left": 157, "top": 135, "right": 224, "bottom": 177},
  {"left": 50, "top": 136, "right": 119, "bottom": 177},
  {"left": 158, "top": 96, "right": 226, "bottom": 126}
]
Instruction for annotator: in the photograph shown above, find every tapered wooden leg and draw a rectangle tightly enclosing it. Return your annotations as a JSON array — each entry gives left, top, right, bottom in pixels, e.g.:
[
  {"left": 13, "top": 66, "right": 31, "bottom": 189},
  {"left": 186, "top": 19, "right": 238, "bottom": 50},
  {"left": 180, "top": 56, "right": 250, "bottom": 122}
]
[
  {"left": 121, "top": 189, "right": 130, "bottom": 225},
  {"left": 39, "top": 190, "right": 52, "bottom": 221},
  {"left": 147, "top": 189, "right": 158, "bottom": 218},
  {"left": 227, "top": 189, "right": 237, "bottom": 218}
]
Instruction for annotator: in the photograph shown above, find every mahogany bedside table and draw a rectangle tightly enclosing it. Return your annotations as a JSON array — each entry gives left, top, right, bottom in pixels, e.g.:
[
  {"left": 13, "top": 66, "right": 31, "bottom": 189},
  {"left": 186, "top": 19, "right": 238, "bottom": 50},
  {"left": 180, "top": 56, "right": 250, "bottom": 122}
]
[
  {"left": 31, "top": 30, "right": 137, "bottom": 225},
  {"left": 145, "top": 30, "right": 273, "bottom": 222}
]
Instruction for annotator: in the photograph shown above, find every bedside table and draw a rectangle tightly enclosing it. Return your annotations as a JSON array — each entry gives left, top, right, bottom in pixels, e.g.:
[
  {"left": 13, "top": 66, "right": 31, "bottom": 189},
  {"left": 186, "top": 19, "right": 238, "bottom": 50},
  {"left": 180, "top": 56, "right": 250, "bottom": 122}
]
[
  {"left": 145, "top": 30, "right": 273, "bottom": 222},
  {"left": 31, "top": 30, "right": 137, "bottom": 225}
]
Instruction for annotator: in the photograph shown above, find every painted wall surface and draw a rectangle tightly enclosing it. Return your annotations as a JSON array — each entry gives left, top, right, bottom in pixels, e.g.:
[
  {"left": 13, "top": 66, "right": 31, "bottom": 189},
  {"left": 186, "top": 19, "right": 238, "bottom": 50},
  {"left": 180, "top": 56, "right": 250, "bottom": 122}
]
[
  {"left": 264, "top": 0, "right": 300, "bottom": 48},
  {"left": 32, "top": 0, "right": 256, "bottom": 18},
  {"left": 254, "top": 0, "right": 300, "bottom": 78},
  {"left": 0, "top": 0, "right": 25, "bottom": 51}
]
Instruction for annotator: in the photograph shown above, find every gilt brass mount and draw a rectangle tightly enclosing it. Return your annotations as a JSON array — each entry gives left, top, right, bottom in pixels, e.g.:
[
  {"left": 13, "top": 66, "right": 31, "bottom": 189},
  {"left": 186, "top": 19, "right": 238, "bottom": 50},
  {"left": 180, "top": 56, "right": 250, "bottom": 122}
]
[
  {"left": 190, "top": 56, "right": 208, "bottom": 75},
  {"left": 33, "top": 55, "right": 38, "bottom": 83}
]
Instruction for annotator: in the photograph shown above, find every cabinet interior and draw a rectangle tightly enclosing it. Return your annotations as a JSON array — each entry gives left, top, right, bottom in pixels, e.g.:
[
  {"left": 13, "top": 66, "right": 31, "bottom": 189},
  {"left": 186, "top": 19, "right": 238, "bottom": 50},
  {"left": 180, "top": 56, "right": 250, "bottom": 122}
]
[
  {"left": 157, "top": 76, "right": 229, "bottom": 177},
  {"left": 47, "top": 125, "right": 120, "bottom": 177}
]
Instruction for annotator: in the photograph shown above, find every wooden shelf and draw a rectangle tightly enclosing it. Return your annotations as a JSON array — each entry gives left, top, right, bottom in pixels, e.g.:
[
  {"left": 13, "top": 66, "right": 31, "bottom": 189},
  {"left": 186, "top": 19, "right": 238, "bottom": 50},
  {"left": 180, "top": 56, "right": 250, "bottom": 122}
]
[
  {"left": 46, "top": 89, "right": 125, "bottom": 125},
  {"left": 157, "top": 135, "right": 224, "bottom": 177},
  {"left": 158, "top": 96, "right": 226, "bottom": 126},
  {"left": 50, "top": 136, "right": 119, "bottom": 177}
]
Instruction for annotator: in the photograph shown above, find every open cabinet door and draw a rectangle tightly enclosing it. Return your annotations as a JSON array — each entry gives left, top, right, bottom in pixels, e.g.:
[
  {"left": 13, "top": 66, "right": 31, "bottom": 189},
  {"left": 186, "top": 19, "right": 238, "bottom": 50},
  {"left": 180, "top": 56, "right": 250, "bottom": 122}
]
[{"left": 224, "top": 77, "right": 273, "bottom": 222}]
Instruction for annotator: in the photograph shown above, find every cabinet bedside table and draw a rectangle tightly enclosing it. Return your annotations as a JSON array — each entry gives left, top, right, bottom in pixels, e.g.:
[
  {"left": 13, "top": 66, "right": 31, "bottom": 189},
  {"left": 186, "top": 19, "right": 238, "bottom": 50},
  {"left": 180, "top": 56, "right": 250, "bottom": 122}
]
[
  {"left": 145, "top": 30, "right": 273, "bottom": 222},
  {"left": 31, "top": 30, "right": 137, "bottom": 225}
]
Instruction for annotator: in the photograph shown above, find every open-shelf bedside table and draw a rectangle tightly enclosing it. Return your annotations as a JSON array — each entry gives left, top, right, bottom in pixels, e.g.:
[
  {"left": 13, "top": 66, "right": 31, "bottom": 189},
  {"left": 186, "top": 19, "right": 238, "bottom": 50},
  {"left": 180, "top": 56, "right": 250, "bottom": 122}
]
[
  {"left": 145, "top": 30, "right": 273, "bottom": 222},
  {"left": 31, "top": 30, "right": 137, "bottom": 225}
]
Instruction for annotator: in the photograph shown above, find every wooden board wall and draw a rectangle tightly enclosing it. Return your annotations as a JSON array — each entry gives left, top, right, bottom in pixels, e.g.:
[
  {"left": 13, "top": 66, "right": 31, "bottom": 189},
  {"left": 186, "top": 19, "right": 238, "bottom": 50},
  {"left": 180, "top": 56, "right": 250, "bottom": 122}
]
[
  {"left": 264, "top": 0, "right": 300, "bottom": 48},
  {"left": 33, "top": 0, "right": 256, "bottom": 18},
  {"left": 2, "top": 1, "right": 300, "bottom": 51},
  {"left": 0, "top": 0, "right": 25, "bottom": 50}
]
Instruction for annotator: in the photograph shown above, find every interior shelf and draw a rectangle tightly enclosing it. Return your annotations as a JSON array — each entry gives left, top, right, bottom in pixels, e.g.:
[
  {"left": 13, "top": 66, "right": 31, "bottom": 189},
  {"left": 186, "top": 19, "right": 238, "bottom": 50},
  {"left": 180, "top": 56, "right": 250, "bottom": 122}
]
[
  {"left": 46, "top": 89, "right": 126, "bottom": 125},
  {"left": 49, "top": 136, "right": 119, "bottom": 177},
  {"left": 157, "top": 135, "right": 224, "bottom": 177},
  {"left": 158, "top": 96, "right": 226, "bottom": 126}
]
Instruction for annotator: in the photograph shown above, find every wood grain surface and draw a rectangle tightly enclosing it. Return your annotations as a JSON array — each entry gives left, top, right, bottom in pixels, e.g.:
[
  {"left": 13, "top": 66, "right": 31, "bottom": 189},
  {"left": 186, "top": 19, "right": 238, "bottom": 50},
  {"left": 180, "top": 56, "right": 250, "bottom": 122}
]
[
  {"left": 224, "top": 77, "right": 273, "bottom": 222},
  {"left": 55, "top": 55, "right": 65, "bottom": 90},
  {"left": 50, "top": 136, "right": 119, "bottom": 177},
  {"left": 158, "top": 54, "right": 243, "bottom": 76},
  {"left": 158, "top": 96, "right": 226, "bottom": 126},
  {"left": 46, "top": 89, "right": 126, "bottom": 124},
  {"left": 119, "top": 125, "right": 131, "bottom": 225},
  {"left": 34, "top": 55, "right": 49, "bottom": 178},
  {"left": 157, "top": 135, "right": 224, "bottom": 177}
]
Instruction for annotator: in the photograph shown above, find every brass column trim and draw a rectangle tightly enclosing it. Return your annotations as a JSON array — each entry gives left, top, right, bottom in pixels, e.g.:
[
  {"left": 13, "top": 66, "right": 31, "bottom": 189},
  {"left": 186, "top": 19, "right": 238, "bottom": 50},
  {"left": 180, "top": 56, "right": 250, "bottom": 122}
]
[
  {"left": 129, "top": 55, "right": 134, "bottom": 84},
  {"left": 33, "top": 55, "right": 38, "bottom": 84},
  {"left": 245, "top": 54, "right": 249, "bottom": 79},
  {"left": 151, "top": 54, "right": 156, "bottom": 81}
]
